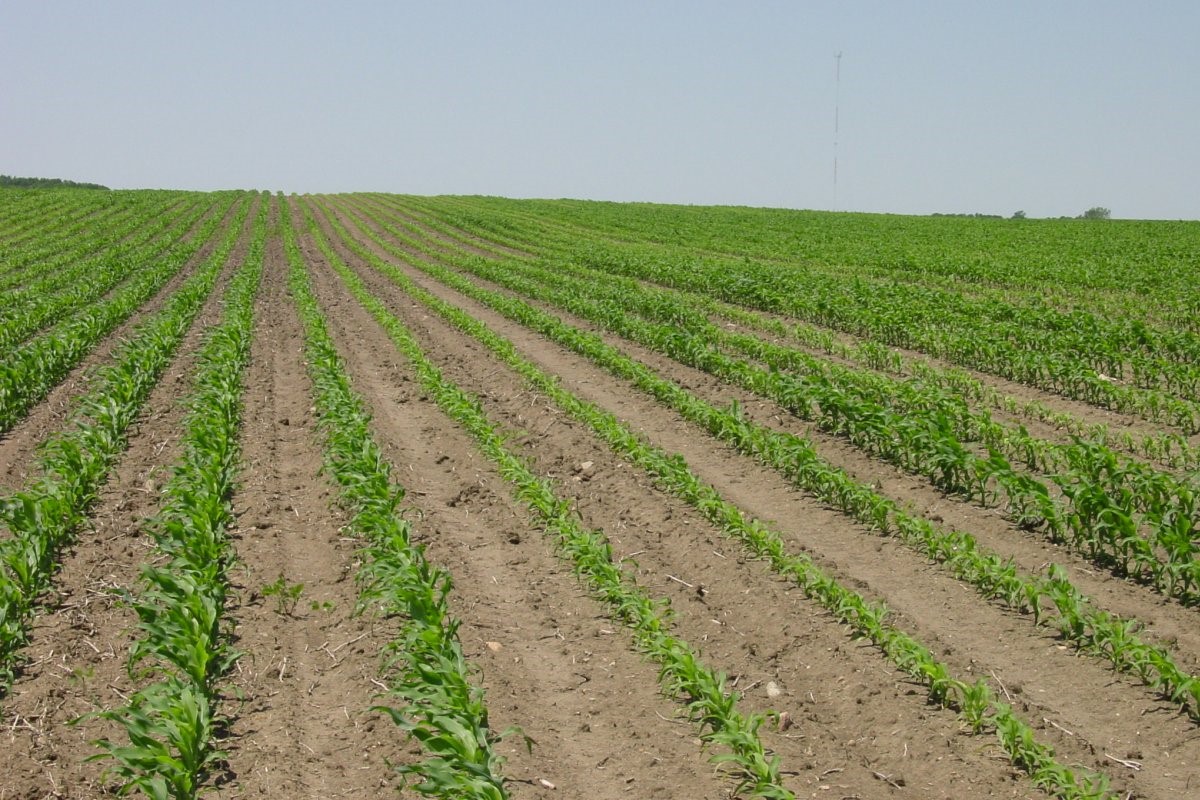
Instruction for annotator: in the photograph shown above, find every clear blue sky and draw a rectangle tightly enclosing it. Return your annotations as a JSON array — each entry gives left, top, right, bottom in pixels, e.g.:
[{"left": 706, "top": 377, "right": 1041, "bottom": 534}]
[{"left": 2, "top": 1, "right": 1197, "bottom": 219}]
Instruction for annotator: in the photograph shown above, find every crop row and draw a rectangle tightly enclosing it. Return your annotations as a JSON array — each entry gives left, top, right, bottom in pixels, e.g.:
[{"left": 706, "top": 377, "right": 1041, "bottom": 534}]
[
  {"left": 400, "top": 196, "right": 1200, "bottom": 472},
  {"left": 395, "top": 194, "right": 1191, "bottom": 325},
  {"left": 0, "top": 197, "right": 152, "bottom": 293},
  {"left": 402, "top": 194, "right": 1200, "bottom": 365},
  {"left": 0, "top": 191, "right": 133, "bottom": 265},
  {"left": 0, "top": 194, "right": 204, "bottom": 307},
  {"left": 0, "top": 191, "right": 75, "bottom": 244},
  {"left": 711, "top": 298, "right": 1200, "bottom": 472},
  {"left": 329, "top": 198, "right": 1200, "bottom": 724},
  {"left": 282, "top": 197, "right": 512, "bottom": 798},
  {"left": 312, "top": 199, "right": 1122, "bottom": 799}
]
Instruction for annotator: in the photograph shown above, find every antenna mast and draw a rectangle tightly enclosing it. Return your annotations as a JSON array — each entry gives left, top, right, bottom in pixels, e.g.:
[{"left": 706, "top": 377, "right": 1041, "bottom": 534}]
[{"left": 834, "top": 51, "right": 842, "bottom": 209}]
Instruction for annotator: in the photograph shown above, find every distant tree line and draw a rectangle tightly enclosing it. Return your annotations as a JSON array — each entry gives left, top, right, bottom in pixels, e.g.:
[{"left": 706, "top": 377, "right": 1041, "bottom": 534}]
[{"left": 0, "top": 174, "right": 109, "bottom": 190}]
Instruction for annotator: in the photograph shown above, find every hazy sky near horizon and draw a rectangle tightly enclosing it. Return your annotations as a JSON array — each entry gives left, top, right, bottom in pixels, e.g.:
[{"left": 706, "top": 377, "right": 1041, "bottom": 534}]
[{"left": 2, "top": 1, "right": 1197, "bottom": 219}]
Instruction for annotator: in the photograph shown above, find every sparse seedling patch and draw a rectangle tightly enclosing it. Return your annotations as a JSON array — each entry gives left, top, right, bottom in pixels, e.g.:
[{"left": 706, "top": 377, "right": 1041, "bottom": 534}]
[{"left": 262, "top": 574, "right": 305, "bottom": 617}]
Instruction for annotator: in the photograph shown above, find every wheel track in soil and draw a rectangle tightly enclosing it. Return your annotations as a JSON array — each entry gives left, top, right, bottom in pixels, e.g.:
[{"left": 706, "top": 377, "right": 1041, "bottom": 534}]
[
  {"left": 294, "top": 208, "right": 742, "bottom": 800},
  {"left": 0, "top": 194, "right": 264, "bottom": 799},
  {"left": 306, "top": 201, "right": 1060, "bottom": 799},
  {"left": 318, "top": 197, "right": 1200, "bottom": 799},
  {"left": 371, "top": 195, "right": 1200, "bottom": 454},
  {"left": 0, "top": 194, "right": 253, "bottom": 494}
]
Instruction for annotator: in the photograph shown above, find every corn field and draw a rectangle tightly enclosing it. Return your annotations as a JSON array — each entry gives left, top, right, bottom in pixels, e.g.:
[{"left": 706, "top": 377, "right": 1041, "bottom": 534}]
[{"left": 1, "top": 188, "right": 1198, "bottom": 799}]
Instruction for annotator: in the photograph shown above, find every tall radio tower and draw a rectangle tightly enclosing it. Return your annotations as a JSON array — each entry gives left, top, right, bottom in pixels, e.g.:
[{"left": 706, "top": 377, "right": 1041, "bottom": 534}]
[{"left": 834, "top": 51, "right": 842, "bottom": 209}]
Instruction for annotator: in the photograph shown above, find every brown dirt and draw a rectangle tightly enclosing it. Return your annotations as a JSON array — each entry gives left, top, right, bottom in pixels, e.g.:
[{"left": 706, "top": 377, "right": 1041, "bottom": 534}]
[{"left": 320, "top": 198, "right": 1200, "bottom": 799}]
